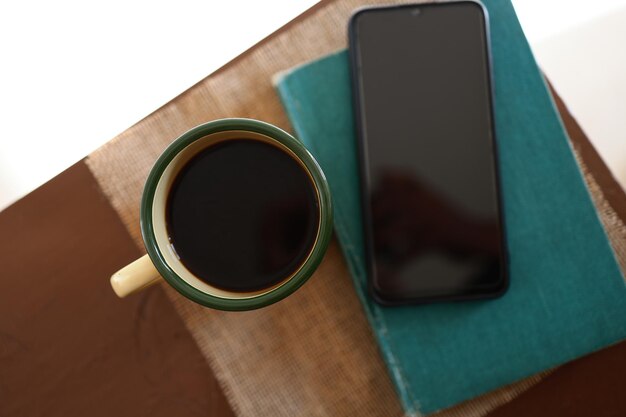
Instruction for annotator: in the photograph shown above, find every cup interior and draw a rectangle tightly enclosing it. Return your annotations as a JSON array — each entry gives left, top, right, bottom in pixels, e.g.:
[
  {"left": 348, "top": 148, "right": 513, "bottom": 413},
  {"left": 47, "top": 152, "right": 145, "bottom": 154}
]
[{"left": 151, "top": 130, "right": 321, "bottom": 300}]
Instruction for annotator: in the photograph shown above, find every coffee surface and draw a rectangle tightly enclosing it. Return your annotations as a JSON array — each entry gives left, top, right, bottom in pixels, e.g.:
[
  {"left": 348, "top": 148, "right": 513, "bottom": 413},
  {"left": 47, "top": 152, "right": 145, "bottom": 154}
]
[{"left": 167, "top": 139, "right": 319, "bottom": 292}]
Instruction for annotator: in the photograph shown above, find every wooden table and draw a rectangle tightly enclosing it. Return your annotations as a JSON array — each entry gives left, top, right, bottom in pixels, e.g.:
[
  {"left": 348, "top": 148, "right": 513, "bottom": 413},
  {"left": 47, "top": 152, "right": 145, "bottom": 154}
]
[{"left": 1, "top": 2, "right": 625, "bottom": 416}]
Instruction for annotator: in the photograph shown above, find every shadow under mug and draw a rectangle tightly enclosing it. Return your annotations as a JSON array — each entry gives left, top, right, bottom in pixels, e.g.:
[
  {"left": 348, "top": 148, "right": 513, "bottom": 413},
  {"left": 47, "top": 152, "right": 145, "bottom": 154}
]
[{"left": 110, "top": 118, "right": 333, "bottom": 311}]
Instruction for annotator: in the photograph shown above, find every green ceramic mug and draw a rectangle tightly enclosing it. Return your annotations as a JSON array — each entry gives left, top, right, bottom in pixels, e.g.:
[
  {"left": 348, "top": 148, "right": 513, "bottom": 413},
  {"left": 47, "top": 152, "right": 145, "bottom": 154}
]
[{"left": 110, "top": 118, "right": 332, "bottom": 310}]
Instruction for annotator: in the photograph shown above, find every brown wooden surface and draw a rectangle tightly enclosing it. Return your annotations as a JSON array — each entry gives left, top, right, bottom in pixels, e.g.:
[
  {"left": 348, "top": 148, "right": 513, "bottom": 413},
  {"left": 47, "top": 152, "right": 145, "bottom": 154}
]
[
  {"left": 0, "top": 162, "right": 233, "bottom": 417},
  {"left": 0, "top": 100, "right": 623, "bottom": 417},
  {"left": 1, "top": 1, "right": 625, "bottom": 415}
]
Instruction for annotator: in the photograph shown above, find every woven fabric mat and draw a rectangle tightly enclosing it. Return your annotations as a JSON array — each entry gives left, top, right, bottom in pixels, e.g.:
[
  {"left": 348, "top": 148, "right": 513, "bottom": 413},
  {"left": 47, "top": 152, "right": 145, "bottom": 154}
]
[{"left": 86, "top": 0, "right": 626, "bottom": 415}]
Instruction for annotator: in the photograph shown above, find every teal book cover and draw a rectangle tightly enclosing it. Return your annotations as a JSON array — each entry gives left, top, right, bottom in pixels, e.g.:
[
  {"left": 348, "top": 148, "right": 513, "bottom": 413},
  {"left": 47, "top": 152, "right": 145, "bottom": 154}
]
[{"left": 274, "top": 1, "right": 626, "bottom": 415}]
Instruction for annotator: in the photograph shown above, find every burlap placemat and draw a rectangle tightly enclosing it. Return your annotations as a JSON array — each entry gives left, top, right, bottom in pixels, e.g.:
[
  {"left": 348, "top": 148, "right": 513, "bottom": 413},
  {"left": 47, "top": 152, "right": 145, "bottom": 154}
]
[{"left": 86, "top": 0, "right": 626, "bottom": 415}]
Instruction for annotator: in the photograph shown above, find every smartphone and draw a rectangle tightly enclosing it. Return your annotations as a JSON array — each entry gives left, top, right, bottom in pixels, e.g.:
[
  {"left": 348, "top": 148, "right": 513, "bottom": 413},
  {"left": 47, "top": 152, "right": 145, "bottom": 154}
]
[{"left": 349, "top": 1, "right": 508, "bottom": 305}]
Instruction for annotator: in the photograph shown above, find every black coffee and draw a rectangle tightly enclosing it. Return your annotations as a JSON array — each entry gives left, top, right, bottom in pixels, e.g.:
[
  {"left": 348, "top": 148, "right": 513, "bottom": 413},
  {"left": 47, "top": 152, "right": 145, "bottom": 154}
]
[{"left": 166, "top": 139, "right": 319, "bottom": 292}]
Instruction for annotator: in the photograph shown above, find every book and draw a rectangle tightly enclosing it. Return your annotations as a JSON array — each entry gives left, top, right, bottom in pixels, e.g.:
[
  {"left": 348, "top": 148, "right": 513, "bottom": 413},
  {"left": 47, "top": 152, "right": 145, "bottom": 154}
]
[{"left": 274, "top": 1, "right": 626, "bottom": 414}]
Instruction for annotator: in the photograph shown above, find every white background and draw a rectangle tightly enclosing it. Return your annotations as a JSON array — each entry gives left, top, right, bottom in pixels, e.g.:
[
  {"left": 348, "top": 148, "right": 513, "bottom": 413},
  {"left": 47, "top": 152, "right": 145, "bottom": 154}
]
[{"left": 1, "top": 0, "right": 625, "bottom": 209}]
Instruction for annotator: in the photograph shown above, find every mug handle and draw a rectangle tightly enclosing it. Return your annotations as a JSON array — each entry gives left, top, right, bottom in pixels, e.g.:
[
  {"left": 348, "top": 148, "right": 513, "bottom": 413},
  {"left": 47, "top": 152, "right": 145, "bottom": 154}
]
[{"left": 110, "top": 254, "right": 162, "bottom": 297}]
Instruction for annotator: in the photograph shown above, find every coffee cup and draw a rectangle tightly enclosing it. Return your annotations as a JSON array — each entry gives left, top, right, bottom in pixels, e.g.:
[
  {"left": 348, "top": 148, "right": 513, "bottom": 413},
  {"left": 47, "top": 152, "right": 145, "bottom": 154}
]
[{"left": 110, "top": 118, "right": 332, "bottom": 310}]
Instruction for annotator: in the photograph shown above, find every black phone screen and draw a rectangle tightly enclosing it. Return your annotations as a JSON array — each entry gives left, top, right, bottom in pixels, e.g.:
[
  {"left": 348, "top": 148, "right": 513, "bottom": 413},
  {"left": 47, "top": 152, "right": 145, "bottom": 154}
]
[{"left": 350, "top": 2, "right": 507, "bottom": 303}]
